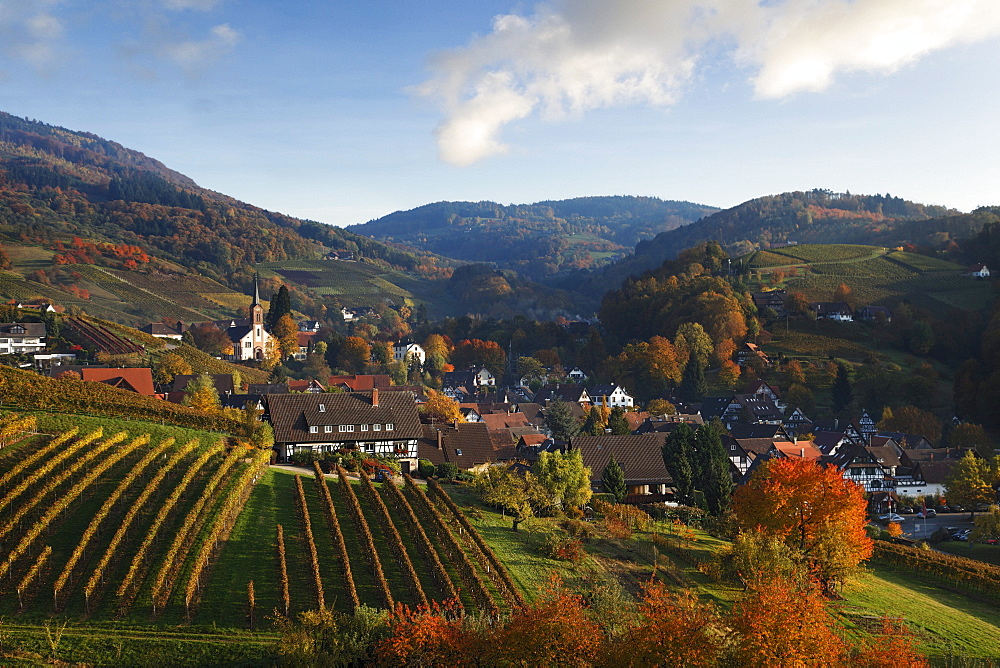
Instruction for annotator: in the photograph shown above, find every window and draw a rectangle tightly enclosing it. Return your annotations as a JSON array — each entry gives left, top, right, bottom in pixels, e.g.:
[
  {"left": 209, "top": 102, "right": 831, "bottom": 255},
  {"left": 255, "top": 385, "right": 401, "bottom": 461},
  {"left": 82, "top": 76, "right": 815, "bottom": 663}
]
[
  {"left": 373, "top": 424, "right": 382, "bottom": 431},
  {"left": 455, "top": 448, "right": 463, "bottom": 456},
  {"left": 324, "top": 426, "right": 332, "bottom": 433},
  {"left": 309, "top": 426, "right": 318, "bottom": 433},
  {"left": 360, "top": 424, "right": 369, "bottom": 431},
  {"left": 385, "top": 423, "right": 394, "bottom": 431},
  {"left": 244, "top": 341, "right": 251, "bottom": 348},
  {"left": 339, "top": 424, "right": 355, "bottom": 432},
  {"left": 318, "top": 404, "right": 326, "bottom": 412}
]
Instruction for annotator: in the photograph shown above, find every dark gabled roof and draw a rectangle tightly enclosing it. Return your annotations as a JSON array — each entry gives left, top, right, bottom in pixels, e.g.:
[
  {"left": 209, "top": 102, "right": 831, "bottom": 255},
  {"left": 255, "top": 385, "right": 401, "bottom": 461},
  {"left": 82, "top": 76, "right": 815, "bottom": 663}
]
[
  {"left": 222, "top": 393, "right": 264, "bottom": 410},
  {"left": 810, "top": 301, "right": 853, "bottom": 315},
  {"left": 823, "top": 442, "right": 880, "bottom": 471},
  {"left": 534, "top": 384, "right": 589, "bottom": 404},
  {"left": 572, "top": 434, "right": 673, "bottom": 486},
  {"left": 0, "top": 322, "right": 45, "bottom": 337},
  {"left": 81, "top": 367, "right": 156, "bottom": 396},
  {"left": 728, "top": 423, "right": 789, "bottom": 440},
  {"left": 877, "top": 431, "right": 934, "bottom": 449},
  {"left": 418, "top": 423, "right": 497, "bottom": 469},
  {"left": 812, "top": 431, "right": 849, "bottom": 455},
  {"left": 173, "top": 374, "right": 235, "bottom": 395},
  {"left": 899, "top": 447, "right": 971, "bottom": 466},
  {"left": 734, "top": 437, "right": 779, "bottom": 456},
  {"left": 699, "top": 396, "right": 734, "bottom": 420},
  {"left": 225, "top": 325, "right": 254, "bottom": 343},
  {"left": 865, "top": 444, "right": 902, "bottom": 468},
  {"left": 265, "top": 391, "right": 421, "bottom": 445},
  {"left": 917, "top": 460, "right": 960, "bottom": 484},
  {"left": 588, "top": 384, "right": 627, "bottom": 397}
]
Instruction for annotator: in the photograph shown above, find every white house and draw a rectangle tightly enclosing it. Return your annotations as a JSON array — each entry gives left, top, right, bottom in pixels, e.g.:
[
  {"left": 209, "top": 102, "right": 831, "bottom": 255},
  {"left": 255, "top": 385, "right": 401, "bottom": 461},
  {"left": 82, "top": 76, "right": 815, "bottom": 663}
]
[
  {"left": 0, "top": 322, "right": 46, "bottom": 355},
  {"left": 587, "top": 383, "right": 634, "bottom": 408},
  {"left": 966, "top": 263, "right": 990, "bottom": 279},
  {"left": 393, "top": 341, "right": 426, "bottom": 365}
]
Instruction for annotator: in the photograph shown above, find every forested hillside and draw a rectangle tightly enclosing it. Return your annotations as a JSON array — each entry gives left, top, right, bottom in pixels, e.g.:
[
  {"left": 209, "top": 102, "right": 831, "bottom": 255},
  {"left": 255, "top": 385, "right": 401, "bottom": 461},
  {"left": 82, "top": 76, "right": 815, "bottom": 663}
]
[
  {"left": 583, "top": 190, "right": 970, "bottom": 295},
  {"left": 0, "top": 112, "right": 446, "bottom": 287},
  {"left": 349, "top": 197, "right": 718, "bottom": 280}
]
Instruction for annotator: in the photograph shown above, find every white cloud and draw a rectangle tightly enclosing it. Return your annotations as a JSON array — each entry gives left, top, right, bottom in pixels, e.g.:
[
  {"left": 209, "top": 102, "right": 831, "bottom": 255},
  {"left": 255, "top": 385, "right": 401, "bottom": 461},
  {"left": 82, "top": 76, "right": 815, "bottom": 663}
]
[
  {"left": 160, "top": 23, "right": 240, "bottom": 75},
  {"left": 0, "top": 1, "right": 65, "bottom": 73},
  {"left": 420, "top": 0, "right": 1000, "bottom": 165},
  {"left": 161, "top": 0, "right": 223, "bottom": 10}
]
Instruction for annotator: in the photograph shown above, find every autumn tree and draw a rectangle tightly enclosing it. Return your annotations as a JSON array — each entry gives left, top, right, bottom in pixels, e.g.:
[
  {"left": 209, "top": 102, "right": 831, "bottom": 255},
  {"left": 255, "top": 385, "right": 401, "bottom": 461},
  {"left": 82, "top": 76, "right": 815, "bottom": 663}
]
[
  {"left": 718, "top": 360, "right": 742, "bottom": 388},
  {"left": 273, "top": 313, "right": 300, "bottom": 359},
  {"left": 516, "top": 356, "right": 546, "bottom": 384},
  {"left": 337, "top": 336, "right": 370, "bottom": 374},
  {"left": 452, "top": 338, "right": 506, "bottom": 378},
  {"left": 534, "top": 449, "right": 592, "bottom": 510},
  {"left": 154, "top": 352, "right": 192, "bottom": 385},
  {"left": 646, "top": 398, "right": 676, "bottom": 416},
  {"left": 786, "top": 359, "right": 806, "bottom": 384},
  {"left": 727, "top": 577, "right": 847, "bottom": 666},
  {"left": 581, "top": 405, "right": 608, "bottom": 436},
  {"left": 970, "top": 505, "right": 1000, "bottom": 543},
  {"left": 833, "top": 282, "right": 855, "bottom": 308},
  {"left": 945, "top": 451, "right": 995, "bottom": 517},
  {"left": 369, "top": 340, "right": 392, "bottom": 366},
  {"left": 674, "top": 321, "right": 713, "bottom": 370},
  {"left": 602, "top": 456, "right": 626, "bottom": 503},
  {"left": 878, "top": 405, "right": 942, "bottom": 445},
  {"left": 718, "top": 531, "right": 804, "bottom": 591},
  {"left": 420, "top": 390, "right": 464, "bottom": 424},
  {"left": 603, "top": 581, "right": 724, "bottom": 667},
  {"left": 733, "top": 457, "right": 873, "bottom": 594},
  {"left": 474, "top": 463, "right": 549, "bottom": 531},
  {"left": 948, "top": 422, "right": 994, "bottom": 458},
  {"left": 182, "top": 372, "right": 221, "bottom": 413},
  {"left": 188, "top": 322, "right": 231, "bottom": 356}
]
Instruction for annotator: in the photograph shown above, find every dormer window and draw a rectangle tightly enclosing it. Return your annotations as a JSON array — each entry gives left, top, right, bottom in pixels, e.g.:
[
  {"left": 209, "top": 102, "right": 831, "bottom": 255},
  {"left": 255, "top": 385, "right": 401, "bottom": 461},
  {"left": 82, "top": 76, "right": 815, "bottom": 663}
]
[
  {"left": 324, "top": 426, "right": 332, "bottom": 433},
  {"left": 360, "top": 424, "right": 369, "bottom": 431},
  {"left": 385, "top": 423, "right": 394, "bottom": 431},
  {"left": 309, "top": 426, "right": 318, "bottom": 434},
  {"left": 339, "top": 424, "right": 355, "bottom": 432},
  {"left": 318, "top": 404, "right": 326, "bottom": 412},
  {"left": 10, "top": 325, "right": 23, "bottom": 334},
  {"left": 373, "top": 424, "right": 382, "bottom": 431}
]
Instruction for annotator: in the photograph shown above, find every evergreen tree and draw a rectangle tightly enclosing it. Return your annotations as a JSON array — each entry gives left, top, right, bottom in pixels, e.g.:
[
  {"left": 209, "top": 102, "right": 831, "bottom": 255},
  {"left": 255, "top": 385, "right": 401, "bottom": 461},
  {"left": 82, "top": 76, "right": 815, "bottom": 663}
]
[
  {"left": 582, "top": 406, "right": 604, "bottom": 436},
  {"left": 694, "top": 424, "right": 735, "bottom": 515},
  {"left": 832, "top": 363, "right": 853, "bottom": 414},
  {"left": 544, "top": 397, "right": 580, "bottom": 442},
  {"left": 602, "top": 456, "right": 627, "bottom": 503},
  {"left": 607, "top": 406, "right": 631, "bottom": 435},
  {"left": 662, "top": 423, "right": 696, "bottom": 505},
  {"left": 679, "top": 359, "right": 707, "bottom": 403},
  {"left": 266, "top": 285, "right": 292, "bottom": 331}
]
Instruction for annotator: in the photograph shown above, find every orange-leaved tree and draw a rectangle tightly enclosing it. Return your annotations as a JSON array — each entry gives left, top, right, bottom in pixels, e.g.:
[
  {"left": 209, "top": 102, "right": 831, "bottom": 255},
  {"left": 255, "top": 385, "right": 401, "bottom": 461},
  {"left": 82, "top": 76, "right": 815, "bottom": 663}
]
[
  {"left": 378, "top": 599, "right": 470, "bottom": 666},
  {"left": 728, "top": 576, "right": 847, "bottom": 667},
  {"left": 733, "top": 457, "right": 872, "bottom": 594},
  {"left": 605, "top": 579, "right": 724, "bottom": 667}
]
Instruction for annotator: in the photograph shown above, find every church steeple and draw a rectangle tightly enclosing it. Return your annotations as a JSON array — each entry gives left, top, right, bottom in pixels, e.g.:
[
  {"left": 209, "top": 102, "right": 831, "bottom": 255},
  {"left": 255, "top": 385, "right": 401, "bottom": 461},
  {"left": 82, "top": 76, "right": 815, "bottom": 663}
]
[
  {"left": 251, "top": 272, "right": 263, "bottom": 326},
  {"left": 252, "top": 272, "right": 261, "bottom": 307}
]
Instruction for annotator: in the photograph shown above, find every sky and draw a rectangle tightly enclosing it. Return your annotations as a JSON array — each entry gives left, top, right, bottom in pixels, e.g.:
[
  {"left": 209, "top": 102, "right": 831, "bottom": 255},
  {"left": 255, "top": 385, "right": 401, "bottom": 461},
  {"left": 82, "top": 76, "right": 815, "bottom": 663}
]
[{"left": 1, "top": 0, "right": 999, "bottom": 227}]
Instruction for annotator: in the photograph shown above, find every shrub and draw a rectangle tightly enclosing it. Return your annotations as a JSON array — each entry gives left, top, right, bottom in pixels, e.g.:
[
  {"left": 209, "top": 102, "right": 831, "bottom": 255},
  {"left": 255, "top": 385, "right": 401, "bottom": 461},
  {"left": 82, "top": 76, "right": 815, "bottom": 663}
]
[
  {"left": 436, "top": 462, "right": 460, "bottom": 481},
  {"left": 559, "top": 518, "right": 595, "bottom": 541},
  {"left": 417, "top": 459, "right": 435, "bottom": 478}
]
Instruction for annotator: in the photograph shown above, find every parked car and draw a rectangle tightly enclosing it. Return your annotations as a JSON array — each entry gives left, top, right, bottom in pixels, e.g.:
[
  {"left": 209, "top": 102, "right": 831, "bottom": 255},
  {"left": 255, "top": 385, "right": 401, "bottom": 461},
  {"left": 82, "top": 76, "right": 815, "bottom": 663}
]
[
  {"left": 917, "top": 509, "right": 937, "bottom": 519},
  {"left": 878, "top": 513, "right": 906, "bottom": 524},
  {"left": 952, "top": 505, "right": 965, "bottom": 513},
  {"left": 899, "top": 506, "right": 914, "bottom": 514}
]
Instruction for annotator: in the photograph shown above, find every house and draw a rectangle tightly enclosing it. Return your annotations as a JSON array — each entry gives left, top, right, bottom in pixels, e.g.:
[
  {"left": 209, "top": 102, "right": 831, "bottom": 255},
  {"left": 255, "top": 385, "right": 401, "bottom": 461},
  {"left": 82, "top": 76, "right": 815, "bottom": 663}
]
[
  {"left": 722, "top": 435, "right": 754, "bottom": 476},
  {"left": 966, "top": 263, "right": 990, "bottom": 278},
  {"left": 341, "top": 307, "right": 355, "bottom": 322},
  {"left": 325, "top": 251, "right": 356, "bottom": 261},
  {"left": 443, "top": 367, "right": 495, "bottom": 390},
  {"left": 567, "top": 367, "right": 587, "bottom": 382},
  {"left": 782, "top": 407, "right": 813, "bottom": 438},
  {"left": 140, "top": 322, "right": 189, "bottom": 340},
  {"left": 856, "top": 306, "right": 893, "bottom": 323},
  {"left": 295, "top": 332, "right": 316, "bottom": 361},
  {"left": 752, "top": 289, "right": 787, "bottom": 314},
  {"left": 572, "top": 433, "right": 674, "bottom": 499},
  {"left": 264, "top": 389, "right": 422, "bottom": 471},
  {"left": 81, "top": 367, "right": 157, "bottom": 396},
  {"left": 299, "top": 320, "right": 322, "bottom": 333},
  {"left": 393, "top": 341, "right": 426, "bottom": 365},
  {"left": 534, "top": 384, "right": 590, "bottom": 406},
  {"left": 288, "top": 379, "right": 326, "bottom": 393},
  {"left": 735, "top": 342, "right": 770, "bottom": 368},
  {"left": 823, "top": 443, "right": 890, "bottom": 491},
  {"left": 0, "top": 322, "right": 46, "bottom": 354},
  {"left": 877, "top": 431, "right": 934, "bottom": 450},
  {"left": 418, "top": 422, "right": 498, "bottom": 471},
  {"left": 458, "top": 404, "right": 483, "bottom": 422},
  {"left": 33, "top": 352, "right": 77, "bottom": 371},
  {"left": 587, "top": 384, "right": 634, "bottom": 408},
  {"left": 745, "top": 380, "right": 786, "bottom": 412},
  {"left": 810, "top": 302, "right": 854, "bottom": 322},
  {"left": 222, "top": 274, "right": 271, "bottom": 362}
]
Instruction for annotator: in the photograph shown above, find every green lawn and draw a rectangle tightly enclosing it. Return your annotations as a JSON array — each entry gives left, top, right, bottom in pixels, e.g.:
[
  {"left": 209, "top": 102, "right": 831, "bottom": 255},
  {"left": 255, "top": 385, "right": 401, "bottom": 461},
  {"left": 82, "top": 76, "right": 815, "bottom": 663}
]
[{"left": 936, "top": 541, "right": 1000, "bottom": 566}]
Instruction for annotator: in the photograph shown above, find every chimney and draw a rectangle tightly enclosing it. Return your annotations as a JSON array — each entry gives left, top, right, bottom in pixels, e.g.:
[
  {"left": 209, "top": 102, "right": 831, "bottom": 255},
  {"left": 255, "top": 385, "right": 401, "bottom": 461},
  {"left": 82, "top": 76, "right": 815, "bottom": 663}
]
[
  {"left": 453, "top": 419, "right": 459, "bottom": 429},
  {"left": 437, "top": 429, "right": 443, "bottom": 449},
  {"left": 372, "top": 388, "right": 379, "bottom": 406},
  {"left": 799, "top": 448, "right": 804, "bottom": 458}
]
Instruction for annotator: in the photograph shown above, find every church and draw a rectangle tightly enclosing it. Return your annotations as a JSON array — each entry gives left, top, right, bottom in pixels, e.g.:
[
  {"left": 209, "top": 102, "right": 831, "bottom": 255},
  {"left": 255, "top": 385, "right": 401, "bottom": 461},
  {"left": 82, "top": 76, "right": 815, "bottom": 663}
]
[{"left": 222, "top": 273, "right": 271, "bottom": 362}]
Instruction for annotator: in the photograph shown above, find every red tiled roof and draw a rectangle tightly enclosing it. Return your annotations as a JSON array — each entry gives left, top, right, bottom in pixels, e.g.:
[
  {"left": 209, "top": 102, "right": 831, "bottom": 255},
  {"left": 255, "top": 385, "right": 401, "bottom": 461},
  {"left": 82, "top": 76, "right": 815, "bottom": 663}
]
[
  {"left": 772, "top": 440, "right": 822, "bottom": 460},
  {"left": 81, "top": 367, "right": 156, "bottom": 396},
  {"left": 327, "top": 374, "right": 392, "bottom": 391}
]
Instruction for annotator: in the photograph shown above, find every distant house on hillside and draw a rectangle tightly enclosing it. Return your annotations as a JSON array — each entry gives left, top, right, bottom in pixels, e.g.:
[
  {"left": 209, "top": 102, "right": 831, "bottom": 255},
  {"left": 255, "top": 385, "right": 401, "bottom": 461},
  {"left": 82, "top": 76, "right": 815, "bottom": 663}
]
[
  {"left": 966, "top": 263, "right": 990, "bottom": 278},
  {"left": 393, "top": 340, "right": 425, "bottom": 365},
  {"left": 810, "top": 302, "right": 853, "bottom": 322},
  {"left": 735, "top": 342, "right": 770, "bottom": 368},
  {"left": 856, "top": 305, "right": 893, "bottom": 323}
]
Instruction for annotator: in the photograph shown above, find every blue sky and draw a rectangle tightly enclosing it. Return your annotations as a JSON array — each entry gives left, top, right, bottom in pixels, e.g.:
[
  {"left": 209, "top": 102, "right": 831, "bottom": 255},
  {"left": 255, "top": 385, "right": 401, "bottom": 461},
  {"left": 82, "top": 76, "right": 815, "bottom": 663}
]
[{"left": 1, "top": 1, "right": 999, "bottom": 226}]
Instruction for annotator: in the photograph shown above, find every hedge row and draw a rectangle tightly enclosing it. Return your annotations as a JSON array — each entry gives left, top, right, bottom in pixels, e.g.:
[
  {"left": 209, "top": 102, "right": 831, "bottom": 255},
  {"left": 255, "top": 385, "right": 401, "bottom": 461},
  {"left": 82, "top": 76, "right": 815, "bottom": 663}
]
[
  {"left": 380, "top": 478, "right": 457, "bottom": 604},
  {"left": 337, "top": 466, "right": 394, "bottom": 610},
  {"left": 427, "top": 478, "right": 525, "bottom": 609},
  {"left": 312, "top": 462, "right": 359, "bottom": 611},
  {"left": 276, "top": 524, "right": 290, "bottom": 617},
  {"left": 873, "top": 541, "right": 1000, "bottom": 601},
  {"left": 403, "top": 474, "right": 497, "bottom": 616},
  {"left": 358, "top": 469, "right": 427, "bottom": 608}
]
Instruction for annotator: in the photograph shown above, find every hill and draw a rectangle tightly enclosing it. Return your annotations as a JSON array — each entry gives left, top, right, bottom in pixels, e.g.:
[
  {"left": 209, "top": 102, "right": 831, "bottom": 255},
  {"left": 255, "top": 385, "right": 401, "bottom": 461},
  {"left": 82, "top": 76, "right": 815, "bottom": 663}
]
[
  {"left": 348, "top": 197, "right": 718, "bottom": 281},
  {"left": 582, "top": 190, "right": 974, "bottom": 295}
]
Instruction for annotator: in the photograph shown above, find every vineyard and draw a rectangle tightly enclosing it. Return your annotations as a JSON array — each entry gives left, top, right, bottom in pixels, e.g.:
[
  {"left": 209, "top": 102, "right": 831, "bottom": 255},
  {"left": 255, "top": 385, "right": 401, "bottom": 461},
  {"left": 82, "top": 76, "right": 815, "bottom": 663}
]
[
  {"left": 67, "top": 265, "right": 213, "bottom": 324},
  {"left": 0, "top": 416, "right": 270, "bottom": 626},
  {"left": 257, "top": 260, "right": 428, "bottom": 307}
]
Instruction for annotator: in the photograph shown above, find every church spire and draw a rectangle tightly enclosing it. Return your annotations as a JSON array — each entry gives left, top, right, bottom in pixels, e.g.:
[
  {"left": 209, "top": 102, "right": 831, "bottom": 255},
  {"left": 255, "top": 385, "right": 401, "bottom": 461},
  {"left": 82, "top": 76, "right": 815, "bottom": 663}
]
[{"left": 252, "top": 272, "right": 261, "bottom": 307}]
